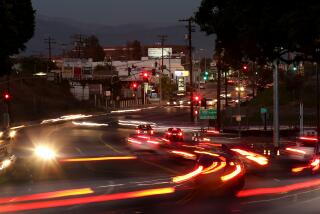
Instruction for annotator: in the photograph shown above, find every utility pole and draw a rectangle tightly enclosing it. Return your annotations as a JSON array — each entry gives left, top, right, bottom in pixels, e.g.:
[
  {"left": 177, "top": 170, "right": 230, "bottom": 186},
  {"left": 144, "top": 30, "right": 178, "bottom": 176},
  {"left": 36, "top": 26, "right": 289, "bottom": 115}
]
[
  {"left": 44, "top": 36, "right": 56, "bottom": 72},
  {"left": 158, "top": 35, "right": 168, "bottom": 102},
  {"left": 180, "top": 18, "right": 195, "bottom": 122},
  {"left": 73, "top": 34, "right": 86, "bottom": 59},
  {"left": 61, "top": 43, "right": 67, "bottom": 58},
  {"left": 216, "top": 47, "right": 224, "bottom": 131}
]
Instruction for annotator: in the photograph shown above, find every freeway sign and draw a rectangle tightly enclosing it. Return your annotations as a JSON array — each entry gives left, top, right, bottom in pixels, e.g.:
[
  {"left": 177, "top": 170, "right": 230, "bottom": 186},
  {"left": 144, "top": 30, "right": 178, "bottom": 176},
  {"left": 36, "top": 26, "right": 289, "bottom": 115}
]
[
  {"left": 260, "top": 107, "right": 268, "bottom": 114},
  {"left": 200, "top": 109, "right": 217, "bottom": 120}
]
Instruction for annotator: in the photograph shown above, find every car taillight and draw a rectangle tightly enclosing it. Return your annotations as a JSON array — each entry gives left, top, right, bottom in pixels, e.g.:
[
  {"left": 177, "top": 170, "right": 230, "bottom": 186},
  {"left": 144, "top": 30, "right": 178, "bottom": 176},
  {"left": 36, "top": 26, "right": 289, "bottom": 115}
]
[
  {"left": 178, "top": 132, "right": 183, "bottom": 136},
  {"left": 167, "top": 132, "right": 172, "bottom": 136},
  {"left": 137, "top": 130, "right": 140, "bottom": 134},
  {"left": 150, "top": 130, "right": 154, "bottom": 135}
]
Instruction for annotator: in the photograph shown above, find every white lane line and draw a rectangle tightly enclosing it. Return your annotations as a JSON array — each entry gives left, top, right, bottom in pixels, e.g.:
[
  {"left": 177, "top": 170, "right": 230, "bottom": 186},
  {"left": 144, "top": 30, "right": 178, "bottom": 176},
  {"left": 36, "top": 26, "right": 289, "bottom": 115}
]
[
  {"left": 75, "top": 147, "right": 84, "bottom": 155},
  {"left": 97, "top": 184, "right": 124, "bottom": 188}
]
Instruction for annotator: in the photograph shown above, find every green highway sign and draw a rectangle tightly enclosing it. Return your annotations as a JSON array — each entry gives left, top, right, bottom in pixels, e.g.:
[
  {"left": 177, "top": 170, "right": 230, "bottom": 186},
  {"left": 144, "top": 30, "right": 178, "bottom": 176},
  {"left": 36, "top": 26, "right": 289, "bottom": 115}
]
[
  {"left": 200, "top": 109, "right": 217, "bottom": 119},
  {"left": 260, "top": 107, "right": 268, "bottom": 114}
]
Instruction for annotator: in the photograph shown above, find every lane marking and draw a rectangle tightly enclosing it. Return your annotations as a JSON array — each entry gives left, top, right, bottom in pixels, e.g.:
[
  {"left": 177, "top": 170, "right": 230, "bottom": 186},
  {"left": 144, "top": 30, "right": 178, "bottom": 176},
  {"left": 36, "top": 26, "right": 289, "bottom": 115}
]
[
  {"left": 99, "top": 134, "right": 123, "bottom": 154},
  {"left": 141, "top": 160, "right": 179, "bottom": 175}
]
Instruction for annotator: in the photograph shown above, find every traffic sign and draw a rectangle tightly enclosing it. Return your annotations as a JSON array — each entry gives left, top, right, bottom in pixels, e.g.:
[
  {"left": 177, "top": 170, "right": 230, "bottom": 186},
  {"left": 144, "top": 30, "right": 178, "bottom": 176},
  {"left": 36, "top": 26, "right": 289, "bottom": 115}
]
[
  {"left": 260, "top": 107, "right": 268, "bottom": 114},
  {"left": 200, "top": 109, "right": 217, "bottom": 120}
]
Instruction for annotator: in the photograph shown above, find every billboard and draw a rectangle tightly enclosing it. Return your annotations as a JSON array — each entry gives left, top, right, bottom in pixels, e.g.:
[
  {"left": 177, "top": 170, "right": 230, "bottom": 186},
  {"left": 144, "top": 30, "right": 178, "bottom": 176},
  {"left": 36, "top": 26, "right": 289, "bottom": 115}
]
[{"left": 148, "top": 48, "right": 172, "bottom": 58}]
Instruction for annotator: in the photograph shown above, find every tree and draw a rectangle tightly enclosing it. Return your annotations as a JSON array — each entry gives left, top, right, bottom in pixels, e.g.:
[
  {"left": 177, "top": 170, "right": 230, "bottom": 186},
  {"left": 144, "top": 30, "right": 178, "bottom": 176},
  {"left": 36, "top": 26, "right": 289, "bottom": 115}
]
[
  {"left": 161, "top": 76, "right": 177, "bottom": 99},
  {"left": 126, "top": 40, "right": 142, "bottom": 60},
  {"left": 195, "top": 0, "right": 320, "bottom": 62},
  {"left": 17, "top": 57, "right": 57, "bottom": 75},
  {"left": 83, "top": 35, "right": 105, "bottom": 61},
  {"left": 0, "top": 0, "right": 35, "bottom": 76}
]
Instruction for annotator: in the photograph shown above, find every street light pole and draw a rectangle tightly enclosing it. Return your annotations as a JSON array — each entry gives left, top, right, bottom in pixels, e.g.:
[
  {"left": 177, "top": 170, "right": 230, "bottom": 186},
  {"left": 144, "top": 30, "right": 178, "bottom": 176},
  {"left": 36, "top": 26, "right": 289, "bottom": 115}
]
[{"left": 273, "top": 59, "right": 280, "bottom": 151}]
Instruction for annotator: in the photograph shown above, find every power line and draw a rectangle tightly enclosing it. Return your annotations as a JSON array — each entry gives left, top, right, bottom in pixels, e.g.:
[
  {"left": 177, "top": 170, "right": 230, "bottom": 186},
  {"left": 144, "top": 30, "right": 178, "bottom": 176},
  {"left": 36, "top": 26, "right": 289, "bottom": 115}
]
[{"left": 44, "top": 36, "right": 56, "bottom": 61}]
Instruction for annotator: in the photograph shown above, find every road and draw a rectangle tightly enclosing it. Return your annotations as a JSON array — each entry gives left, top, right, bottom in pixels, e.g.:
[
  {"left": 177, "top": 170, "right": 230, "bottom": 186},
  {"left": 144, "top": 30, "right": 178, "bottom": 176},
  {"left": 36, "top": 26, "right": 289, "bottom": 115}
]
[{"left": 1, "top": 106, "right": 320, "bottom": 213}]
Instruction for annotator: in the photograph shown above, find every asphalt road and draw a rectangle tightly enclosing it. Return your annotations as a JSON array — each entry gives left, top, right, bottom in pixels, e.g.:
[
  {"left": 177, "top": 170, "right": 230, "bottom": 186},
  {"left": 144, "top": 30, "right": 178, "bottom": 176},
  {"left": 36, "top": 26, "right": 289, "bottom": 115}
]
[{"left": 1, "top": 106, "right": 320, "bottom": 214}]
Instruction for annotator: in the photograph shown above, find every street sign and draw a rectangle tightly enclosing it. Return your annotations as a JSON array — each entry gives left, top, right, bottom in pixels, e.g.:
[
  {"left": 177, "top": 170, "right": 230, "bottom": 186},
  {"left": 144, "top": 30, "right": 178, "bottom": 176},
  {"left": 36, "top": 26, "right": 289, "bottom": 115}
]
[
  {"left": 260, "top": 107, "right": 268, "bottom": 114},
  {"left": 200, "top": 109, "right": 217, "bottom": 120},
  {"left": 105, "top": 91, "right": 111, "bottom": 97}
]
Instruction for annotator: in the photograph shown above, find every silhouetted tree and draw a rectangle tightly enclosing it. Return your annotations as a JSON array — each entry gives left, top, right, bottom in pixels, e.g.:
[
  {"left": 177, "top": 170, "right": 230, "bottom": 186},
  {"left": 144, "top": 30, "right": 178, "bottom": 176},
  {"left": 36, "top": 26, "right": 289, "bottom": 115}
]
[
  {"left": 83, "top": 35, "right": 105, "bottom": 61},
  {"left": 0, "top": 0, "right": 35, "bottom": 76},
  {"left": 126, "top": 40, "right": 142, "bottom": 60},
  {"left": 195, "top": 0, "right": 320, "bottom": 62}
]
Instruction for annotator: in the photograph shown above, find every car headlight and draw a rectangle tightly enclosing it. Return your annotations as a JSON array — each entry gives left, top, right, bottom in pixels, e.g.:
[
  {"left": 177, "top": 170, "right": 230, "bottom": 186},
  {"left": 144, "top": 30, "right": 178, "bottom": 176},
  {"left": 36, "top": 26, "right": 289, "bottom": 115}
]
[
  {"left": 167, "top": 102, "right": 170, "bottom": 105},
  {"left": 187, "top": 101, "right": 191, "bottom": 104},
  {"left": 173, "top": 102, "right": 177, "bottom": 105},
  {"left": 0, "top": 159, "right": 12, "bottom": 170},
  {"left": 9, "top": 130, "right": 16, "bottom": 138},
  {"left": 34, "top": 146, "right": 56, "bottom": 160},
  {"left": 0, "top": 131, "right": 3, "bottom": 138}
]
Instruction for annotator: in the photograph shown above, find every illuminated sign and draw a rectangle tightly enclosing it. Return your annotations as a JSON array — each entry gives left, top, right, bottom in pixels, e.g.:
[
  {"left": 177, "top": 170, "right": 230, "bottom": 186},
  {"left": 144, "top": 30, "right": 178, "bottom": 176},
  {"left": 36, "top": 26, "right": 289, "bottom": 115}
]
[
  {"left": 178, "top": 77, "right": 185, "bottom": 92},
  {"left": 148, "top": 48, "right": 172, "bottom": 58},
  {"left": 175, "top": 70, "right": 190, "bottom": 77}
]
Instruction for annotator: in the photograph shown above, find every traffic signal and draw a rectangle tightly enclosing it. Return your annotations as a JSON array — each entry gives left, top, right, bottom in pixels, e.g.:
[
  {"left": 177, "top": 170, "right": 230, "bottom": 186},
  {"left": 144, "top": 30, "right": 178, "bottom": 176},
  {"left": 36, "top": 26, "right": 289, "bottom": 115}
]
[
  {"left": 243, "top": 65, "right": 248, "bottom": 70},
  {"left": 194, "top": 109, "right": 199, "bottom": 115},
  {"left": 131, "top": 82, "right": 138, "bottom": 90},
  {"left": 203, "top": 70, "right": 209, "bottom": 81},
  {"left": 3, "top": 92, "right": 10, "bottom": 102},
  {"left": 194, "top": 95, "right": 201, "bottom": 106},
  {"left": 142, "top": 71, "right": 149, "bottom": 82}
]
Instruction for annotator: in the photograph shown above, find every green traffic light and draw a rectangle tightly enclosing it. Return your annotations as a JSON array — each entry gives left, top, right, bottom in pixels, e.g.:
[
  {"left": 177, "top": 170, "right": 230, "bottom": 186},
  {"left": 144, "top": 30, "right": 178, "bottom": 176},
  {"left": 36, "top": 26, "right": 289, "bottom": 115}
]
[
  {"left": 203, "top": 76, "right": 208, "bottom": 80},
  {"left": 293, "top": 66, "right": 297, "bottom": 71},
  {"left": 205, "top": 71, "right": 209, "bottom": 75}
]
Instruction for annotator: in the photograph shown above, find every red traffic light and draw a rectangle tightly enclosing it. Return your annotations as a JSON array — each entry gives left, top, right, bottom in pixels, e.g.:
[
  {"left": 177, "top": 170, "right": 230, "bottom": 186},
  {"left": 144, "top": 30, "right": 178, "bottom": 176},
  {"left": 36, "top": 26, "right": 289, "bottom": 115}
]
[
  {"left": 3, "top": 92, "right": 10, "bottom": 100},
  {"left": 243, "top": 65, "right": 248, "bottom": 70},
  {"left": 194, "top": 96, "right": 200, "bottom": 101},
  {"left": 194, "top": 110, "right": 199, "bottom": 115},
  {"left": 132, "top": 83, "right": 138, "bottom": 88},
  {"left": 143, "top": 72, "right": 148, "bottom": 78}
]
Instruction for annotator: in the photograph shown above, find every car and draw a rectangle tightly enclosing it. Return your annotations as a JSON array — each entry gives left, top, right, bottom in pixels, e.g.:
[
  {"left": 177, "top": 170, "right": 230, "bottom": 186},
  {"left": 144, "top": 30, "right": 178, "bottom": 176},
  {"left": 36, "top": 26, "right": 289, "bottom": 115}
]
[
  {"left": 136, "top": 124, "right": 154, "bottom": 135},
  {"left": 165, "top": 128, "right": 184, "bottom": 142},
  {"left": 281, "top": 136, "right": 318, "bottom": 162},
  {"left": 166, "top": 98, "right": 178, "bottom": 106},
  {"left": 0, "top": 128, "right": 17, "bottom": 141}
]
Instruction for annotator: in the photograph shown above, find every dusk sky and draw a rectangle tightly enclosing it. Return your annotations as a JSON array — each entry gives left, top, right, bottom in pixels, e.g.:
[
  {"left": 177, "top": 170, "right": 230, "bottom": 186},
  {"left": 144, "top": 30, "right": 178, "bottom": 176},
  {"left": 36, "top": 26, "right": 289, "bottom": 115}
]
[{"left": 32, "top": 0, "right": 202, "bottom": 25}]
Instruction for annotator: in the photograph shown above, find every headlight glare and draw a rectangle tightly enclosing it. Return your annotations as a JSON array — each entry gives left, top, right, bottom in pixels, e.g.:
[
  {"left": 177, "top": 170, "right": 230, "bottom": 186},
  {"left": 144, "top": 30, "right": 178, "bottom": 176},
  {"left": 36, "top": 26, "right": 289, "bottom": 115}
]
[{"left": 35, "top": 146, "right": 56, "bottom": 160}]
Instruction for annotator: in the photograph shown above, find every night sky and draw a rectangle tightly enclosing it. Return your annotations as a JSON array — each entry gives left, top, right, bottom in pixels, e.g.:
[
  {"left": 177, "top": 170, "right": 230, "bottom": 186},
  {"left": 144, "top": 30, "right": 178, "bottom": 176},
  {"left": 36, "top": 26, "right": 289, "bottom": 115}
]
[{"left": 32, "top": 0, "right": 202, "bottom": 25}]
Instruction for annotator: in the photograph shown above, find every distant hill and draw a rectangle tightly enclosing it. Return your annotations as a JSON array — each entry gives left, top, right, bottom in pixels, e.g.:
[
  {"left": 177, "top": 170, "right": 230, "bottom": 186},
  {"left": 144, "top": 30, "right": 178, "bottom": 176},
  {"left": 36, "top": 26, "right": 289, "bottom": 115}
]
[{"left": 25, "top": 14, "right": 216, "bottom": 56}]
